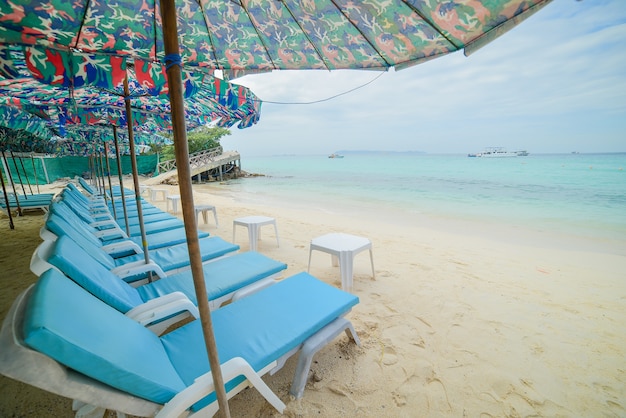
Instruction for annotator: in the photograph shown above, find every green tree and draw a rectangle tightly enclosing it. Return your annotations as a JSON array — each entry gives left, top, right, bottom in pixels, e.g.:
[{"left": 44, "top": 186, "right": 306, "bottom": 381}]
[{"left": 160, "top": 126, "right": 231, "bottom": 161}]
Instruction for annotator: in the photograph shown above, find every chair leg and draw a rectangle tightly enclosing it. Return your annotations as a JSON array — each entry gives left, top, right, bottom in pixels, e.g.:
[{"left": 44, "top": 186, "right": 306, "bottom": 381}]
[{"left": 290, "top": 317, "right": 360, "bottom": 399}]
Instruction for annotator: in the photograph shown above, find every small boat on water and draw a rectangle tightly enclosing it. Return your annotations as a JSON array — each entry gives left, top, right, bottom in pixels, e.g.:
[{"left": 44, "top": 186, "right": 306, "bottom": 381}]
[
  {"left": 469, "top": 147, "right": 528, "bottom": 158},
  {"left": 328, "top": 153, "right": 344, "bottom": 159}
]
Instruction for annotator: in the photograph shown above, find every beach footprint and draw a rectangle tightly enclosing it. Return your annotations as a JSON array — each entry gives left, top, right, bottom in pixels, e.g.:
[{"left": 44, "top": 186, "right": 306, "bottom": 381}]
[{"left": 426, "top": 377, "right": 453, "bottom": 414}]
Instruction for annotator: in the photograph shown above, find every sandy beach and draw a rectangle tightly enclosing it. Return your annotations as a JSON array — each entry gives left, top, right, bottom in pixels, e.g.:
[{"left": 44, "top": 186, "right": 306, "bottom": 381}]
[{"left": 1, "top": 179, "right": 625, "bottom": 417}]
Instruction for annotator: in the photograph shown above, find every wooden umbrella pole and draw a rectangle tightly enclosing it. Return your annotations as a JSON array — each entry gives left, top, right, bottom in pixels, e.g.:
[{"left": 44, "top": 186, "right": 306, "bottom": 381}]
[
  {"left": 17, "top": 154, "right": 33, "bottom": 195},
  {"left": 113, "top": 126, "right": 130, "bottom": 236},
  {"left": 103, "top": 142, "right": 117, "bottom": 219},
  {"left": 123, "top": 77, "right": 152, "bottom": 278},
  {"left": 92, "top": 155, "right": 98, "bottom": 190},
  {"left": 97, "top": 153, "right": 104, "bottom": 196},
  {"left": 88, "top": 155, "right": 92, "bottom": 186},
  {"left": 88, "top": 155, "right": 95, "bottom": 188},
  {"left": 10, "top": 151, "right": 27, "bottom": 197},
  {"left": 0, "top": 164, "right": 15, "bottom": 229},
  {"left": 160, "top": 0, "right": 231, "bottom": 416},
  {"left": 98, "top": 152, "right": 108, "bottom": 205},
  {"left": 2, "top": 151, "right": 21, "bottom": 216}
]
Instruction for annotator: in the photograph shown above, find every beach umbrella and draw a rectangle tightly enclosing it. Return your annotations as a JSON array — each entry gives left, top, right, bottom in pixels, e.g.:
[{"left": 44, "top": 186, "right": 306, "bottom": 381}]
[
  {"left": 0, "top": 44, "right": 262, "bottom": 137},
  {"left": 0, "top": 1, "right": 555, "bottom": 416},
  {"left": 0, "top": 105, "right": 56, "bottom": 227},
  {"left": 0, "top": 44, "right": 261, "bottom": 259},
  {"left": 0, "top": 0, "right": 552, "bottom": 75}
]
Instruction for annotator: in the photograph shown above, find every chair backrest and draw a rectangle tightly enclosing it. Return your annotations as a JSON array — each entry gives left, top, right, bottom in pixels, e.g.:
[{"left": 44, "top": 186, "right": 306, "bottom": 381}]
[
  {"left": 78, "top": 177, "right": 97, "bottom": 195},
  {"left": 47, "top": 236, "right": 144, "bottom": 313},
  {"left": 46, "top": 213, "right": 117, "bottom": 270},
  {"left": 58, "top": 192, "right": 98, "bottom": 224},
  {"left": 65, "top": 183, "right": 90, "bottom": 204},
  {"left": 49, "top": 201, "right": 99, "bottom": 236},
  {"left": 23, "top": 269, "right": 185, "bottom": 404},
  {"left": 45, "top": 209, "right": 105, "bottom": 250}
]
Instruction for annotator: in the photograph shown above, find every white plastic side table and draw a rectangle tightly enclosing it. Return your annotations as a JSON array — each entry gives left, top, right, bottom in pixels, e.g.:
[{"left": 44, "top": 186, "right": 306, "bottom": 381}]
[
  {"left": 195, "top": 205, "right": 219, "bottom": 227},
  {"left": 166, "top": 195, "right": 181, "bottom": 213},
  {"left": 150, "top": 188, "right": 168, "bottom": 201},
  {"left": 233, "top": 216, "right": 279, "bottom": 252},
  {"left": 308, "top": 233, "right": 375, "bottom": 292}
]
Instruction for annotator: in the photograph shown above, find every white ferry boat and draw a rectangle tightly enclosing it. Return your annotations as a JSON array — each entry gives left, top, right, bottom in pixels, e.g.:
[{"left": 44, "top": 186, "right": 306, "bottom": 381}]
[{"left": 469, "top": 147, "right": 528, "bottom": 158}]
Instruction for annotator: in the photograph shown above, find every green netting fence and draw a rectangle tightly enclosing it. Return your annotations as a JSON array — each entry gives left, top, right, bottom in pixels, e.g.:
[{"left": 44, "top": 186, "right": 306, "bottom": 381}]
[{"left": 1, "top": 154, "right": 159, "bottom": 186}]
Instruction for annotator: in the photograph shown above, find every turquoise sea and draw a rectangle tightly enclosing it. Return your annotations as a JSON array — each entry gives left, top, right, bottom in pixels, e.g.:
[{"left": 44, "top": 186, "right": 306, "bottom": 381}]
[{"left": 218, "top": 153, "right": 626, "bottom": 254}]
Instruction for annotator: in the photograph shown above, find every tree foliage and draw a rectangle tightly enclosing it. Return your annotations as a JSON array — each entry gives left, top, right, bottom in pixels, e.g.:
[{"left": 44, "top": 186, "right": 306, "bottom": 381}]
[{"left": 158, "top": 126, "right": 231, "bottom": 161}]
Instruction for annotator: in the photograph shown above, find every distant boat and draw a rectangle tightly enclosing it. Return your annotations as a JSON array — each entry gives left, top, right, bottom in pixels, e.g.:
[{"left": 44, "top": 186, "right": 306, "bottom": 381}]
[
  {"left": 328, "top": 153, "right": 344, "bottom": 159},
  {"left": 469, "top": 147, "right": 528, "bottom": 158}
]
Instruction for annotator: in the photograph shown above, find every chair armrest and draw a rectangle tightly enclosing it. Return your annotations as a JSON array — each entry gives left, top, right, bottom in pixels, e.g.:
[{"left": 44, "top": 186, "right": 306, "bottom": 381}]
[
  {"left": 110, "top": 260, "right": 167, "bottom": 281},
  {"left": 88, "top": 200, "right": 108, "bottom": 209},
  {"left": 89, "top": 206, "right": 109, "bottom": 214},
  {"left": 90, "top": 219, "right": 117, "bottom": 229},
  {"left": 231, "top": 277, "right": 277, "bottom": 303},
  {"left": 125, "top": 292, "right": 199, "bottom": 334},
  {"left": 156, "top": 357, "right": 285, "bottom": 418},
  {"left": 93, "top": 227, "right": 127, "bottom": 240},
  {"left": 101, "top": 240, "right": 142, "bottom": 256}
]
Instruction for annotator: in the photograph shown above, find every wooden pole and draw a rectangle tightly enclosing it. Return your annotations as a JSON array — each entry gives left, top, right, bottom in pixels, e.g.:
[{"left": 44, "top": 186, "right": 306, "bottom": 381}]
[
  {"left": 10, "top": 151, "right": 27, "bottom": 197},
  {"left": 103, "top": 142, "right": 117, "bottom": 219},
  {"left": 2, "top": 152, "right": 21, "bottom": 216},
  {"left": 1, "top": 163, "right": 15, "bottom": 229},
  {"left": 161, "top": 0, "right": 231, "bottom": 416},
  {"left": 113, "top": 126, "right": 130, "bottom": 236},
  {"left": 87, "top": 155, "right": 94, "bottom": 186},
  {"left": 98, "top": 152, "right": 108, "bottom": 205},
  {"left": 123, "top": 77, "right": 152, "bottom": 279},
  {"left": 17, "top": 154, "right": 33, "bottom": 194}
]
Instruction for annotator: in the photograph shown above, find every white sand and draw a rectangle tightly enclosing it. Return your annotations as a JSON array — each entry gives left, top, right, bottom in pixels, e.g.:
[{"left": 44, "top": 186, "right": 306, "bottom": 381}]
[{"left": 1, "top": 179, "right": 625, "bottom": 417}]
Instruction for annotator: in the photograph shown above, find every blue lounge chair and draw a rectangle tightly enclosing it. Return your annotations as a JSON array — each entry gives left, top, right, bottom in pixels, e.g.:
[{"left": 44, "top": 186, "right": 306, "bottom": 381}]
[
  {"left": 77, "top": 177, "right": 136, "bottom": 199},
  {"left": 48, "top": 200, "right": 209, "bottom": 250},
  {"left": 0, "top": 268, "right": 359, "bottom": 416},
  {"left": 65, "top": 183, "right": 166, "bottom": 218},
  {"left": 58, "top": 195, "right": 183, "bottom": 236},
  {"left": 40, "top": 212, "right": 239, "bottom": 275},
  {"left": 1, "top": 192, "right": 54, "bottom": 214},
  {"left": 34, "top": 236, "right": 288, "bottom": 327}
]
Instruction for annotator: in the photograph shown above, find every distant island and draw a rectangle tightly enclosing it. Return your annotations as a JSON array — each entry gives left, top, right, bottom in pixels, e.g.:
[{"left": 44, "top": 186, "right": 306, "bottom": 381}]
[{"left": 334, "top": 150, "right": 427, "bottom": 155}]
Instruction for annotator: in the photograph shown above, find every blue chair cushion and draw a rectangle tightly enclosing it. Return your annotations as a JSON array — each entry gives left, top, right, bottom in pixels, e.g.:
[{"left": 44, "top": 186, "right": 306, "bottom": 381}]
[
  {"left": 161, "top": 272, "right": 359, "bottom": 410},
  {"left": 137, "top": 251, "right": 287, "bottom": 304},
  {"left": 48, "top": 236, "right": 143, "bottom": 313},
  {"left": 24, "top": 269, "right": 186, "bottom": 404},
  {"left": 127, "top": 229, "right": 210, "bottom": 250},
  {"left": 119, "top": 236, "right": 239, "bottom": 272}
]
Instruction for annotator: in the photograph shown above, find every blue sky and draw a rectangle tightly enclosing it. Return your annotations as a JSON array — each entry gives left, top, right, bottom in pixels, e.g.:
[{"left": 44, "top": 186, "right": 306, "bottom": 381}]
[{"left": 221, "top": 0, "right": 626, "bottom": 156}]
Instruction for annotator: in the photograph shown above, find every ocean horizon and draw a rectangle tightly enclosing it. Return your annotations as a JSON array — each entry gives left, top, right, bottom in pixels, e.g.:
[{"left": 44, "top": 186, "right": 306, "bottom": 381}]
[{"left": 203, "top": 152, "right": 626, "bottom": 255}]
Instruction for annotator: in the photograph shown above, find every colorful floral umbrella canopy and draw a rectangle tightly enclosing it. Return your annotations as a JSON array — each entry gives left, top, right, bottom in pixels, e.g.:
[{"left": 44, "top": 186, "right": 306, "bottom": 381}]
[
  {"left": 0, "top": 44, "right": 262, "bottom": 138},
  {"left": 0, "top": 105, "right": 56, "bottom": 152},
  {"left": 0, "top": 0, "right": 552, "bottom": 77}
]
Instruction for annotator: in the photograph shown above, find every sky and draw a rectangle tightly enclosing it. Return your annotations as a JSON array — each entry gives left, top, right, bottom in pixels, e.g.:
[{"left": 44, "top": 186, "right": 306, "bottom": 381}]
[{"left": 220, "top": 0, "right": 626, "bottom": 157}]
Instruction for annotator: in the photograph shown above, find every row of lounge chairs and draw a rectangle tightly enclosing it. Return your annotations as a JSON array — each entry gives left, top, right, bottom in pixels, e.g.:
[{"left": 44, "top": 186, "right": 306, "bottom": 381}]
[
  {"left": 0, "top": 179, "right": 361, "bottom": 416},
  {"left": 1, "top": 191, "right": 54, "bottom": 215}
]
